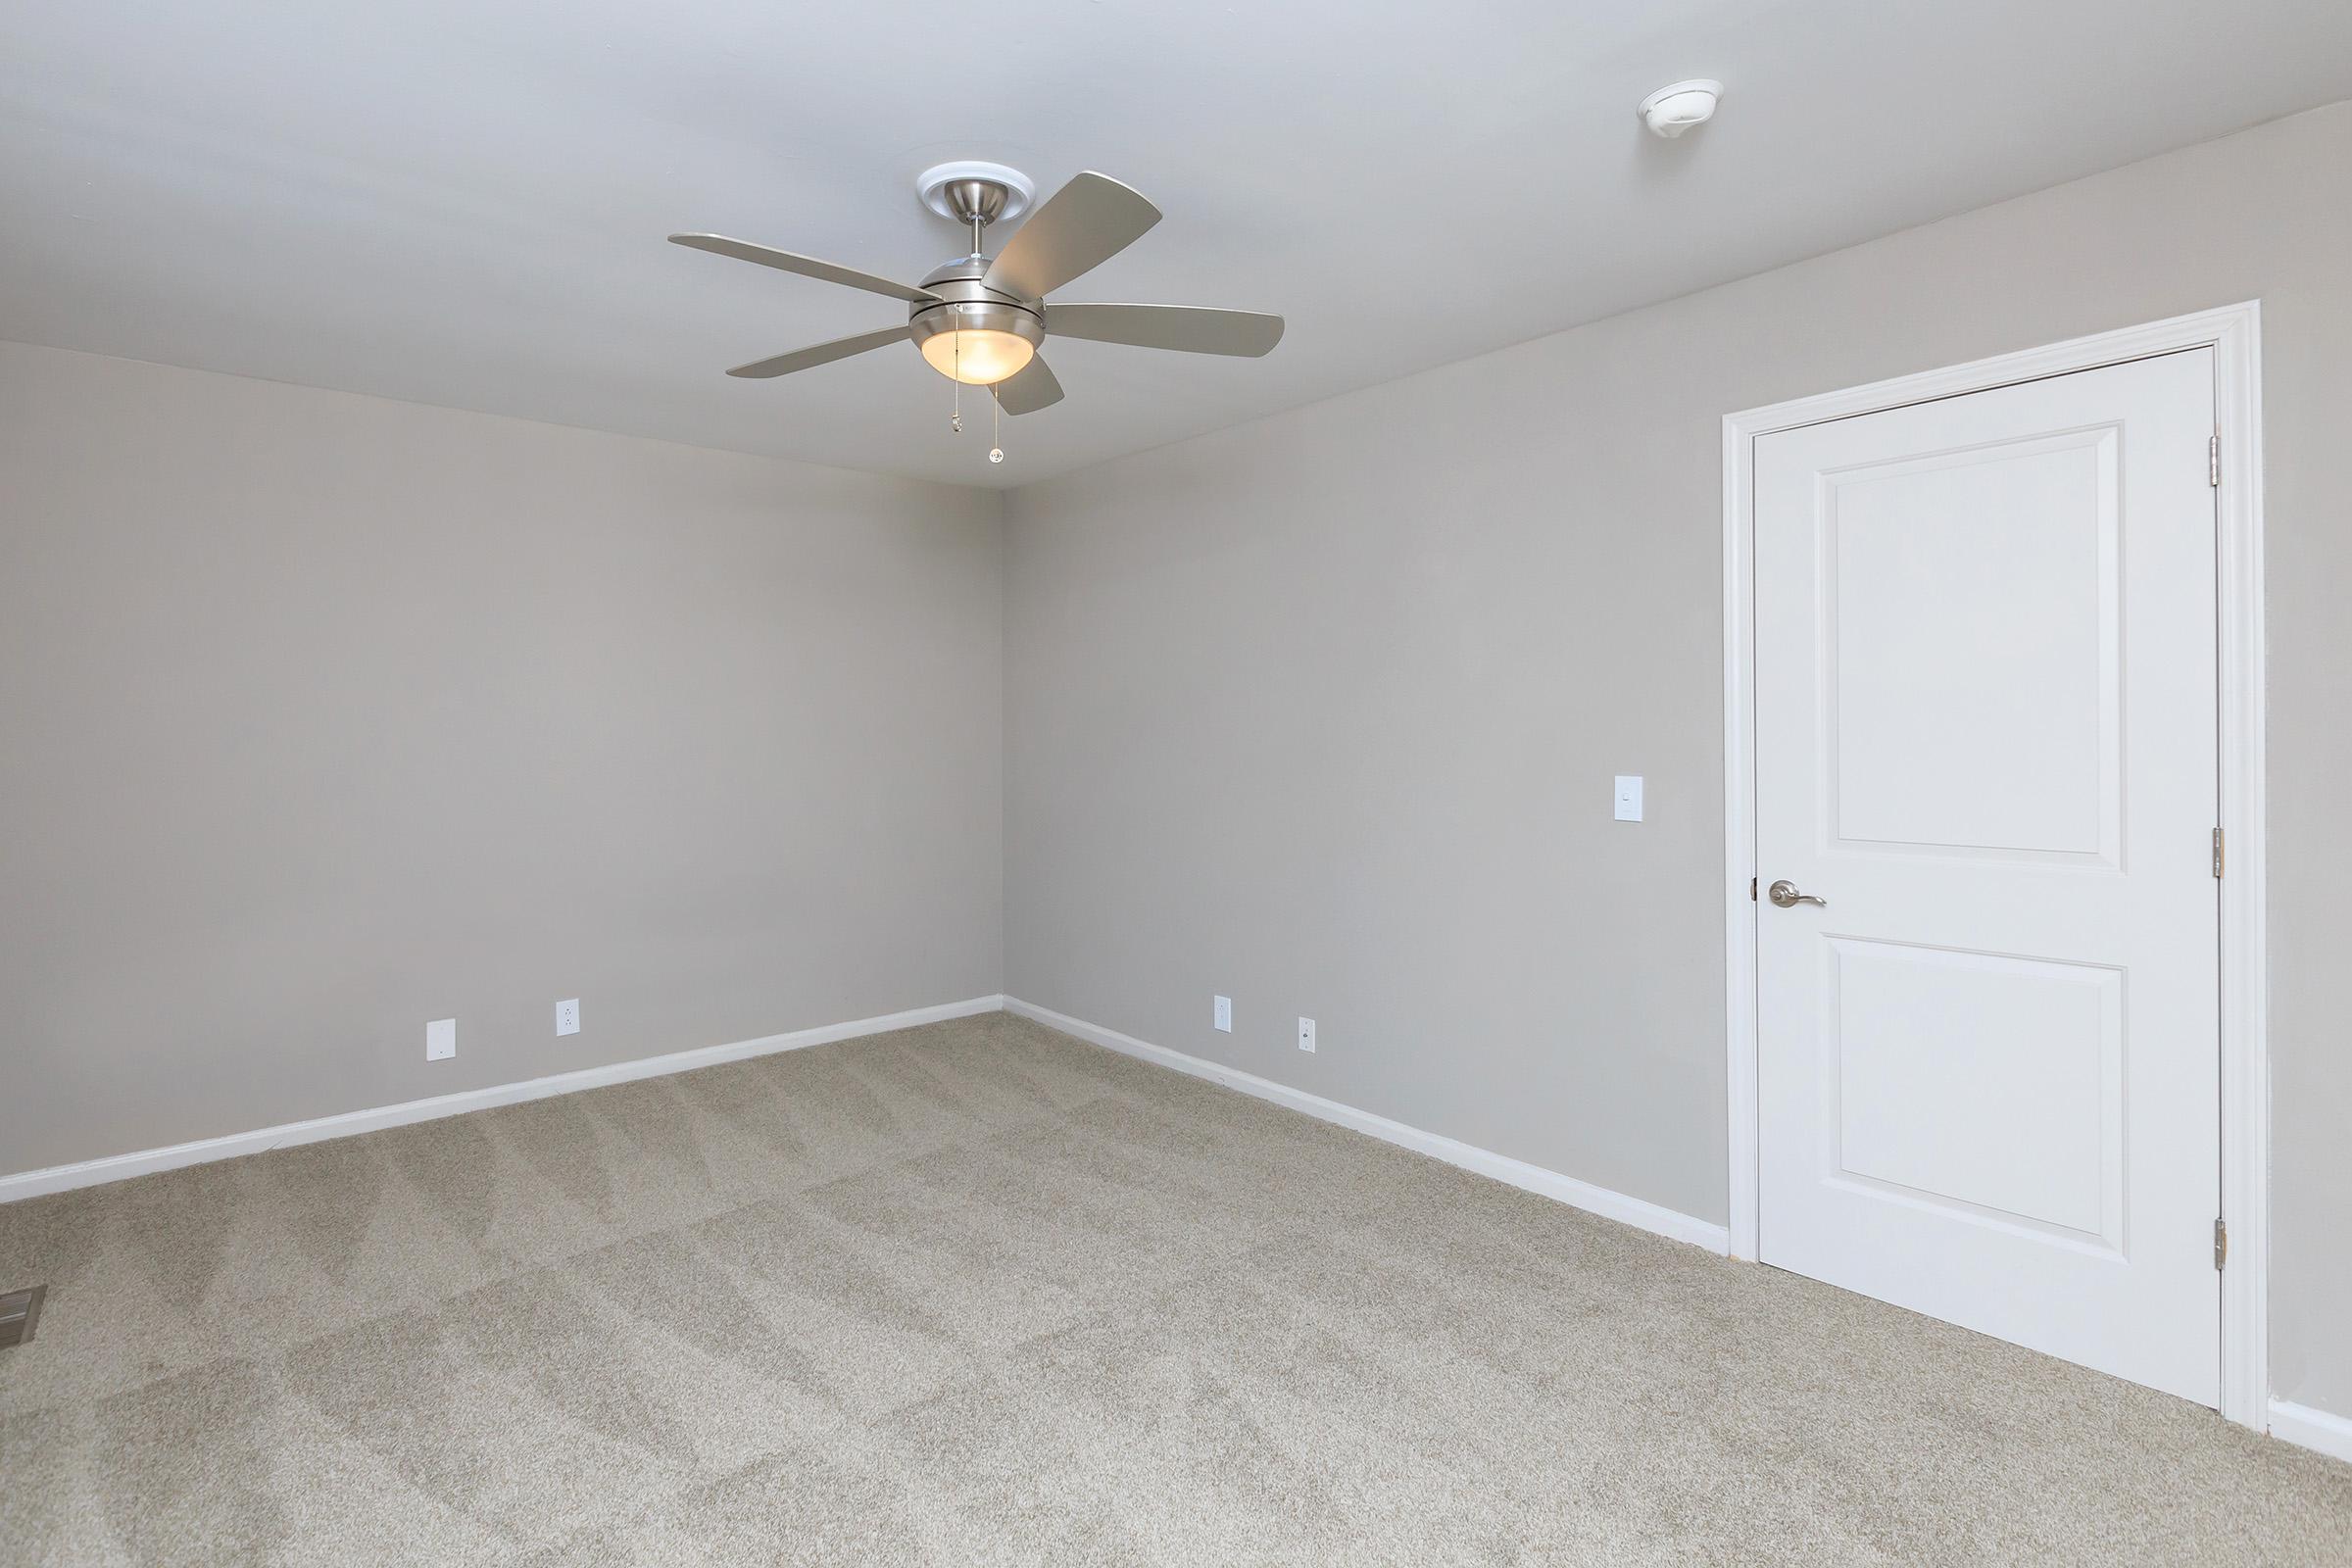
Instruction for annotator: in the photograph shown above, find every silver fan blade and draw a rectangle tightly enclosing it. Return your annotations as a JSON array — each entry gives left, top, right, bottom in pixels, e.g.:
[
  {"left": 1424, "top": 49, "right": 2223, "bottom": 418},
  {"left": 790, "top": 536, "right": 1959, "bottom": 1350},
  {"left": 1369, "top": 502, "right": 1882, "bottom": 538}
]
[
  {"left": 993, "top": 356, "right": 1064, "bottom": 416},
  {"left": 670, "top": 234, "right": 939, "bottom": 305},
  {"left": 984, "top": 173, "right": 1161, "bottom": 301},
  {"left": 726, "top": 324, "right": 912, "bottom": 379},
  {"left": 1046, "top": 303, "right": 1284, "bottom": 357}
]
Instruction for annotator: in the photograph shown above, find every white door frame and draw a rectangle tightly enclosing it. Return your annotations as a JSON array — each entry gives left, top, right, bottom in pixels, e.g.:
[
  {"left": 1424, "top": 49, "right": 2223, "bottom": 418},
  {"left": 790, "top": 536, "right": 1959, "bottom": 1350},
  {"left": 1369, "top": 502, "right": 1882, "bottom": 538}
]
[{"left": 1720, "top": 303, "right": 2268, "bottom": 1429}]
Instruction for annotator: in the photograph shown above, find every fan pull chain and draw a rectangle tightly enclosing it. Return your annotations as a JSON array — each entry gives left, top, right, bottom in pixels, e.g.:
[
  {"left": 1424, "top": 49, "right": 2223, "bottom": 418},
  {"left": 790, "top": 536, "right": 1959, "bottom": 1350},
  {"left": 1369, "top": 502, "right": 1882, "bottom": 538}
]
[
  {"left": 989, "top": 386, "right": 1004, "bottom": 465},
  {"left": 951, "top": 329, "right": 962, "bottom": 433}
]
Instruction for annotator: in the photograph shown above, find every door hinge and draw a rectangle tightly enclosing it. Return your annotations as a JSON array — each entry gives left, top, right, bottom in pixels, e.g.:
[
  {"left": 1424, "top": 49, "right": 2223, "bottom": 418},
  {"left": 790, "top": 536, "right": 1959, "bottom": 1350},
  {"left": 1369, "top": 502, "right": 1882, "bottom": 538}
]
[
  {"left": 2215, "top": 1216, "right": 2229, "bottom": 1270},
  {"left": 2213, "top": 827, "right": 2226, "bottom": 879},
  {"left": 2209, "top": 433, "right": 2221, "bottom": 487}
]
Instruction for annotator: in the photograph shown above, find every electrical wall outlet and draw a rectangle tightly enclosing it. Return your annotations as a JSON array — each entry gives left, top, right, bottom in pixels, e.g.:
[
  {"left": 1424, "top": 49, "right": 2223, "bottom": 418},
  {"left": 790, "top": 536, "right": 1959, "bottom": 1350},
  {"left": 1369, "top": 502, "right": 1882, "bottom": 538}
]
[
  {"left": 1213, "top": 995, "right": 1233, "bottom": 1033},
  {"left": 556, "top": 999, "right": 580, "bottom": 1037},
  {"left": 425, "top": 1017, "right": 457, "bottom": 1061},
  {"left": 1298, "top": 1016, "right": 1317, "bottom": 1054}
]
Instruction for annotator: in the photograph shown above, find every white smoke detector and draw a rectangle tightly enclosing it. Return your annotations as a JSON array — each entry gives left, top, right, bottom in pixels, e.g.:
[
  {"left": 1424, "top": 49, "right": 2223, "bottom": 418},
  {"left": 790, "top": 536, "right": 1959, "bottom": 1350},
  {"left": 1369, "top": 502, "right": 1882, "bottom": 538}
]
[{"left": 1639, "top": 79, "right": 1722, "bottom": 139}]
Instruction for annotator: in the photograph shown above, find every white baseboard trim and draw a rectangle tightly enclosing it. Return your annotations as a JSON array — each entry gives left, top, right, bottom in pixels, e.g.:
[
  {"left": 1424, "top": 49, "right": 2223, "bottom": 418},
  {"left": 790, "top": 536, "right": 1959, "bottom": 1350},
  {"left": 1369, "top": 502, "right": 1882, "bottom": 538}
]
[
  {"left": 2270, "top": 1398, "right": 2352, "bottom": 1465},
  {"left": 0, "top": 994, "right": 1006, "bottom": 1203},
  {"left": 1004, "top": 997, "right": 1731, "bottom": 1255}
]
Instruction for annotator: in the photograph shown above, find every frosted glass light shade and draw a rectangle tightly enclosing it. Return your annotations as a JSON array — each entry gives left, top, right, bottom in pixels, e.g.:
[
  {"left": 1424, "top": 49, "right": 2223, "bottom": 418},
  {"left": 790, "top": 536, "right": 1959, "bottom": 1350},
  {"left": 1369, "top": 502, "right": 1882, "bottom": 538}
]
[{"left": 919, "top": 328, "right": 1035, "bottom": 386}]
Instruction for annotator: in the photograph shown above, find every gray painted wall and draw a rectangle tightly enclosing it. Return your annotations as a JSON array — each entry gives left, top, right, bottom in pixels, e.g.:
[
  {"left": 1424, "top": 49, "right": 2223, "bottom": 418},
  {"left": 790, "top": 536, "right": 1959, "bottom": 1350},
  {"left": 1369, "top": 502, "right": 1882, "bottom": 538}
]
[
  {"left": 0, "top": 342, "right": 1005, "bottom": 1175},
  {"left": 1004, "top": 103, "right": 2352, "bottom": 1415}
]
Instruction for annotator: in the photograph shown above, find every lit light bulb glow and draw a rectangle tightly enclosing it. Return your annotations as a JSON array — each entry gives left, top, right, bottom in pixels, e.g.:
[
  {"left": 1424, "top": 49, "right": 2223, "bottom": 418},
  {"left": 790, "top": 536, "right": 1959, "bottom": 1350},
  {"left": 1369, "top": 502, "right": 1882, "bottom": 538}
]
[{"left": 919, "top": 328, "right": 1034, "bottom": 386}]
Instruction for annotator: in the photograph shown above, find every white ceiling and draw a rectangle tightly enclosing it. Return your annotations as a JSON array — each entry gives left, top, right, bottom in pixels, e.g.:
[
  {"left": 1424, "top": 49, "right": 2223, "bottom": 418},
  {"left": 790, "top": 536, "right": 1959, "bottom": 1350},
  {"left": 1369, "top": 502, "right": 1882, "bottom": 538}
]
[{"left": 5, "top": 2, "right": 2349, "bottom": 489}]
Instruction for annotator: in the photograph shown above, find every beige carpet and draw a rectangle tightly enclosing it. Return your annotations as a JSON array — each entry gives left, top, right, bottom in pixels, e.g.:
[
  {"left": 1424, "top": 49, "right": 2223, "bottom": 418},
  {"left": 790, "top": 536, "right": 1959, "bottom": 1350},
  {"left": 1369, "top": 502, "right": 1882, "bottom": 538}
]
[{"left": 2, "top": 1012, "right": 2346, "bottom": 1564}]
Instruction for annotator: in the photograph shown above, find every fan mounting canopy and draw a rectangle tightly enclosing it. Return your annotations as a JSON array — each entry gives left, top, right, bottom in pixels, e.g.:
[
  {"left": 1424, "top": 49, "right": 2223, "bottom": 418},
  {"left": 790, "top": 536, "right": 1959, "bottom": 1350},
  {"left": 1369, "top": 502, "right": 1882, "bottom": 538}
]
[{"left": 915, "top": 161, "right": 1034, "bottom": 225}]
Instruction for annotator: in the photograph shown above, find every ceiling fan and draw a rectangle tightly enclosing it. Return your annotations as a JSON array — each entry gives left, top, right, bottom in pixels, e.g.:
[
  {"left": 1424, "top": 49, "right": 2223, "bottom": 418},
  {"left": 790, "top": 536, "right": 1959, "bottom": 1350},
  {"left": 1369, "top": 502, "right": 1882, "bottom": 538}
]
[{"left": 669, "top": 162, "right": 1284, "bottom": 430}]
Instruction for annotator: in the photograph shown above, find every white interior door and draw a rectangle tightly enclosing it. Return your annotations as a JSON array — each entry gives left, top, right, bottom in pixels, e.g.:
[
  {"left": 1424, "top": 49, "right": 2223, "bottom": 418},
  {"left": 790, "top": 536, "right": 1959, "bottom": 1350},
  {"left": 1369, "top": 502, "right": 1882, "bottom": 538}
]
[{"left": 1752, "top": 348, "right": 2221, "bottom": 1406}]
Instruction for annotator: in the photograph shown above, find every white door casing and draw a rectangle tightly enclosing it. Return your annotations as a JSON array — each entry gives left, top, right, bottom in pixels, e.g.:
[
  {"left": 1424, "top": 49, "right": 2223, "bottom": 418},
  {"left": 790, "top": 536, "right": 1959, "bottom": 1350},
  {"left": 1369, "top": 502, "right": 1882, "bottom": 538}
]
[{"left": 1749, "top": 348, "right": 2220, "bottom": 1405}]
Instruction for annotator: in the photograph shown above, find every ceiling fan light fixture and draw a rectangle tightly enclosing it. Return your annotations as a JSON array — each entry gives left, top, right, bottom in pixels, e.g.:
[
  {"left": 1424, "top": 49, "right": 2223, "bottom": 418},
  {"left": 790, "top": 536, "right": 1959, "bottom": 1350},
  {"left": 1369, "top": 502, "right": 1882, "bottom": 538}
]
[
  {"left": 919, "top": 326, "right": 1035, "bottom": 386},
  {"left": 670, "top": 163, "right": 1284, "bottom": 438},
  {"left": 908, "top": 292, "right": 1046, "bottom": 386}
]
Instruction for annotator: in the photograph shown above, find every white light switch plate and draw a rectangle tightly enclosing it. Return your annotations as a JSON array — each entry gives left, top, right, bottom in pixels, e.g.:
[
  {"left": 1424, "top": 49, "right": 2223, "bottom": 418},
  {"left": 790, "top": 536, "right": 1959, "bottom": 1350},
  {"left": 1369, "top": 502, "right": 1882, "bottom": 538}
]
[
  {"left": 1213, "top": 995, "right": 1233, "bottom": 1033},
  {"left": 556, "top": 999, "right": 580, "bottom": 1037},
  {"left": 425, "top": 1017, "right": 457, "bottom": 1061},
  {"left": 1613, "top": 775, "right": 1644, "bottom": 821}
]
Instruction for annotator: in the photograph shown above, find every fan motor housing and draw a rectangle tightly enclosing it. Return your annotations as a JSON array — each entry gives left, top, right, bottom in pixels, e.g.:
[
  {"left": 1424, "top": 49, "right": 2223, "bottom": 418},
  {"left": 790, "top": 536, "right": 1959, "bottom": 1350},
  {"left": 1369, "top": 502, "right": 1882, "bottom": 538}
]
[{"left": 907, "top": 255, "right": 1046, "bottom": 358}]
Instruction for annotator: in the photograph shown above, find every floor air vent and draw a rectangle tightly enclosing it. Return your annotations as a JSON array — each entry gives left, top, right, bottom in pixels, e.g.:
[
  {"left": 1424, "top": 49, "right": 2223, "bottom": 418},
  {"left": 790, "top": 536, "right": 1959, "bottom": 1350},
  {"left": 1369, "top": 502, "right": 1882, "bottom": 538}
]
[{"left": 0, "top": 1285, "right": 45, "bottom": 1348}]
